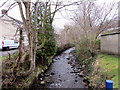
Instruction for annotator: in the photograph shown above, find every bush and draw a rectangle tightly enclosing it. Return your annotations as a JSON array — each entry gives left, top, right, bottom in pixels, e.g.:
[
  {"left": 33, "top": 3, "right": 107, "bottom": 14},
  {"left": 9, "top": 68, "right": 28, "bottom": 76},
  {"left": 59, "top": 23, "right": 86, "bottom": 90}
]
[
  {"left": 94, "top": 39, "right": 100, "bottom": 50},
  {"left": 56, "top": 44, "right": 74, "bottom": 55},
  {"left": 36, "top": 24, "right": 57, "bottom": 66},
  {"left": 76, "top": 39, "right": 91, "bottom": 60},
  {"left": 35, "top": 2, "right": 57, "bottom": 66},
  {"left": 75, "top": 38, "right": 97, "bottom": 71}
]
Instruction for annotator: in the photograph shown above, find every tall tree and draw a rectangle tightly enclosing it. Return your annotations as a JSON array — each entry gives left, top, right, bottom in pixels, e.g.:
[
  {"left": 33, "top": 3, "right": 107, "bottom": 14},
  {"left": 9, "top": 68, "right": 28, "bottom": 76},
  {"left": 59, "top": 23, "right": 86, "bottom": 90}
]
[
  {"left": 73, "top": 0, "right": 118, "bottom": 40},
  {"left": 14, "top": 0, "right": 82, "bottom": 76},
  {"left": 0, "top": 0, "right": 83, "bottom": 77},
  {"left": 34, "top": 1, "right": 56, "bottom": 65},
  {"left": 72, "top": 0, "right": 118, "bottom": 55}
]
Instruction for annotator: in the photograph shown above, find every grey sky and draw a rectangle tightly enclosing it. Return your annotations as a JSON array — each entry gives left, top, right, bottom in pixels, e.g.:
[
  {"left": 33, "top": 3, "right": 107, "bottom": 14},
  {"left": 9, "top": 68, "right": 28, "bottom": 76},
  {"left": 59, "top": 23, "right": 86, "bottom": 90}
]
[{"left": 0, "top": 0, "right": 119, "bottom": 33}]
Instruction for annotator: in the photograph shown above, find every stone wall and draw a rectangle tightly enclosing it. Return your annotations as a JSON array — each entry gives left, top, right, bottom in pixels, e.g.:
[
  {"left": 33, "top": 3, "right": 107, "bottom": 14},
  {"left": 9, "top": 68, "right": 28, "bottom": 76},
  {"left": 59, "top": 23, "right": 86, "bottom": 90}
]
[{"left": 101, "top": 33, "right": 120, "bottom": 55}]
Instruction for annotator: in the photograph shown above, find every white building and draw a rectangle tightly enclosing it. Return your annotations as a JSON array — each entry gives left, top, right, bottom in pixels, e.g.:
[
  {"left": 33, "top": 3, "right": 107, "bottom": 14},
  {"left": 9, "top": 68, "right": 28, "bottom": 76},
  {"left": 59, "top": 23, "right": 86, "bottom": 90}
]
[{"left": 0, "top": 10, "right": 28, "bottom": 46}]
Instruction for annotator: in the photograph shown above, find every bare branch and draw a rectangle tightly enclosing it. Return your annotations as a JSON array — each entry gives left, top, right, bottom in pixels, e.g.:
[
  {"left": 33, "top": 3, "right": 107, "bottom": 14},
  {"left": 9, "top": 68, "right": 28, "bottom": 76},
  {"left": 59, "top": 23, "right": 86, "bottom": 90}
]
[
  {"left": 1, "top": 2, "right": 17, "bottom": 17},
  {"left": 47, "top": 1, "right": 82, "bottom": 18},
  {"left": 0, "top": 0, "right": 10, "bottom": 8},
  {"left": 17, "top": 2, "right": 26, "bottom": 23}
]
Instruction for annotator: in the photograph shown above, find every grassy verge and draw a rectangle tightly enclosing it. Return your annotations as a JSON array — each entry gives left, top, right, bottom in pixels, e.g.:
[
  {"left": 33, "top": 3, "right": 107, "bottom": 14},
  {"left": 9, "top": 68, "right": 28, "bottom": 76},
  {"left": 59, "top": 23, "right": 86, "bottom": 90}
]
[
  {"left": 0, "top": 56, "right": 8, "bottom": 61},
  {"left": 90, "top": 53, "right": 119, "bottom": 88},
  {"left": 0, "top": 51, "right": 18, "bottom": 61},
  {"left": 0, "top": 52, "right": 18, "bottom": 73}
]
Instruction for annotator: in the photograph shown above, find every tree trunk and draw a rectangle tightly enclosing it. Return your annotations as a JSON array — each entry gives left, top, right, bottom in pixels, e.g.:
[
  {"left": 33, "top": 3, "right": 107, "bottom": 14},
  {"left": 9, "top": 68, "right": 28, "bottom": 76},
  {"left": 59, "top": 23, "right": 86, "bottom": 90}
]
[
  {"left": 15, "top": 1, "right": 36, "bottom": 76},
  {"left": 13, "top": 27, "right": 23, "bottom": 76}
]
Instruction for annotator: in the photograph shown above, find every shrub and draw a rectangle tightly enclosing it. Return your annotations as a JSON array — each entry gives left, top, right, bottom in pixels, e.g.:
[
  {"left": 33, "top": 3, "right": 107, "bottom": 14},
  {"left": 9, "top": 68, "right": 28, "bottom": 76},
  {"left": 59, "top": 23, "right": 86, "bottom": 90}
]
[
  {"left": 36, "top": 27, "right": 57, "bottom": 66},
  {"left": 75, "top": 38, "right": 92, "bottom": 64},
  {"left": 75, "top": 38, "right": 98, "bottom": 72},
  {"left": 35, "top": 2, "right": 57, "bottom": 66},
  {"left": 94, "top": 39, "right": 100, "bottom": 50}
]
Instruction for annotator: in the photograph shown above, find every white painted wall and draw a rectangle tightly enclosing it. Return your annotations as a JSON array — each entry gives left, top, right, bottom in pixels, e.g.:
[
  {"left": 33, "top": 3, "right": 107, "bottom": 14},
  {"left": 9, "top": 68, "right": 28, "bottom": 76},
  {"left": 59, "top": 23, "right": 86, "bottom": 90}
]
[
  {"left": 101, "top": 33, "right": 119, "bottom": 55},
  {"left": 0, "top": 17, "right": 17, "bottom": 40}
]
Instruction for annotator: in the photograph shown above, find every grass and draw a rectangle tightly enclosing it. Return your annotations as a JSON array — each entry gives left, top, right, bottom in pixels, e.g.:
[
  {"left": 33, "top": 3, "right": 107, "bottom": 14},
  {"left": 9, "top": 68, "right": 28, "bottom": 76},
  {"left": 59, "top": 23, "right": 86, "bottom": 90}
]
[
  {"left": 0, "top": 55, "right": 13, "bottom": 72},
  {"left": 0, "top": 51, "right": 18, "bottom": 61},
  {"left": 0, "top": 56, "right": 8, "bottom": 60},
  {"left": 90, "top": 53, "right": 119, "bottom": 88}
]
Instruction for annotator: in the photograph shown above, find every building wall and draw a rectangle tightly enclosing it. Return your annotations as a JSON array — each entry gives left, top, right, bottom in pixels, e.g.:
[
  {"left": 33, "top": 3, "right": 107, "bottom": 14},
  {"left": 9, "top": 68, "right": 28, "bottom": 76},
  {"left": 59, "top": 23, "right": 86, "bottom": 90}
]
[
  {"left": 0, "top": 18, "right": 17, "bottom": 40},
  {"left": 0, "top": 16, "right": 28, "bottom": 46},
  {"left": 101, "top": 33, "right": 119, "bottom": 55}
]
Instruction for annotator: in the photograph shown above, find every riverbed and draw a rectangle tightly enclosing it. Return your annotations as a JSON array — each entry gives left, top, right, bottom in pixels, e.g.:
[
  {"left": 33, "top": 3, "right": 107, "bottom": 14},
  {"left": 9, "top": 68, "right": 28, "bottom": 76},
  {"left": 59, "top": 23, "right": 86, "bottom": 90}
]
[{"left": 31, "top": 47, "right": 87, "bottom": 89}]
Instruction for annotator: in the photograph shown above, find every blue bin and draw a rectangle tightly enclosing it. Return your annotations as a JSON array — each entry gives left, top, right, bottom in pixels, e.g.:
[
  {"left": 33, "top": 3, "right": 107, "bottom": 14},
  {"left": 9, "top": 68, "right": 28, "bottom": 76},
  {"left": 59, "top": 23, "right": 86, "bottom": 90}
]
[{"left": 106, "top": 80, "right": 113, "bottom": 90}]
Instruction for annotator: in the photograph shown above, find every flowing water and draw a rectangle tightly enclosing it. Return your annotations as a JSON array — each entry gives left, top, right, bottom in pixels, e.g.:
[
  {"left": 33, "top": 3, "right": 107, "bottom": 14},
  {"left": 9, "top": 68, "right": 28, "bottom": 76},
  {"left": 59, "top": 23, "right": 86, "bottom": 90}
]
[{"left": 31, "top": 47, "right": 87, "bottom": 89}]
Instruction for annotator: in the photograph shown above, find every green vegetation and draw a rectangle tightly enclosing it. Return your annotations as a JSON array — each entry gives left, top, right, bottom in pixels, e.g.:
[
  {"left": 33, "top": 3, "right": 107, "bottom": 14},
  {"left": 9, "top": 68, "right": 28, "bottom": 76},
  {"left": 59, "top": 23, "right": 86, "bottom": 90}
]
[
  {"left": 2, "top": 2, "right": 57, "bottom": 88},
  {"left": 16, "top": 58, "right": 53, "bottom": 88},
  {"left": 0, "top": 56, "right": 7, "bottom": 61},
  {"left": 74, "top": 37, "right": 119, "bottom": 88},
  {"left": 2, "top": 55, "right": 53, "bottom": 88},
  {"left": 35, "top": 2, "right": 56, "bottom": 66},
  {"left": 75, "top": 39, "right": 98, "bottom": 69},
  {"left": 56, "top": 44, "right": 74, "bottom": 55},
  {"left": 0, "top": 52, "right": 18, "bottom": 61},
  {"left": 90, "top": 53, "right": 119, "bottom": 88}
]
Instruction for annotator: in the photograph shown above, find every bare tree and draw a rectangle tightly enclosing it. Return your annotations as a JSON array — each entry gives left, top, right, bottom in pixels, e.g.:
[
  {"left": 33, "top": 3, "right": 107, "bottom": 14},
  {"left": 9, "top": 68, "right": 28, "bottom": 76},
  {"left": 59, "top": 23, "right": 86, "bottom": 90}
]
[{"left": 73, "top": 0, "right": 118, "bottom": 40}]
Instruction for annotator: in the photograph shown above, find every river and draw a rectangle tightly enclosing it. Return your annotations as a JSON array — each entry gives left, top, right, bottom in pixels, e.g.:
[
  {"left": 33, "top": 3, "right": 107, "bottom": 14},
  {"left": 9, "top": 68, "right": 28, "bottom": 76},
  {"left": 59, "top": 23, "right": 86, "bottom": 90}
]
[{"left": 30, "top": 47, "right": 87, "bottom": 89}]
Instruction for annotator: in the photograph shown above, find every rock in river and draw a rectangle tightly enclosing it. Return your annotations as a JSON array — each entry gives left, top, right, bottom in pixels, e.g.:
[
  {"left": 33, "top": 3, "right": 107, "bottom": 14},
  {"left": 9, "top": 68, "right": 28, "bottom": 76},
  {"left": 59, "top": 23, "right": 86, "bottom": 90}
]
[{"left": 40, "top": 81, "right": 45, "bottom": 85}]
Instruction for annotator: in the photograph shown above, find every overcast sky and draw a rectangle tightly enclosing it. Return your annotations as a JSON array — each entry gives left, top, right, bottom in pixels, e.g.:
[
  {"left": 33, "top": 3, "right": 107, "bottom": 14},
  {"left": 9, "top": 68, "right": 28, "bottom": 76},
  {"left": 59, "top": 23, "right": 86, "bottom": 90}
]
[{"left": 0, "top": 0, "right": 119, "bottom": 33}]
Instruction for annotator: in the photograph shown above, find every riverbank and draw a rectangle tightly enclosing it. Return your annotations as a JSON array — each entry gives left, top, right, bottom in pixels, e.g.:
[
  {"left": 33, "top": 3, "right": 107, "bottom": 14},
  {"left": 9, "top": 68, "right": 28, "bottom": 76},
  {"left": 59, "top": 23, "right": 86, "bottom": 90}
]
[
  {"left": 2, "top": 45, "right": 75, "bottom": 88},
  {"left": 90, "top": 53, "right": 119, "bottom": 88},
  {"left": 56, "top": 44, "right": 74, "bottom": 56},
  {"left": 2, "top": 52, "right": 54, "bottom": 88}
]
